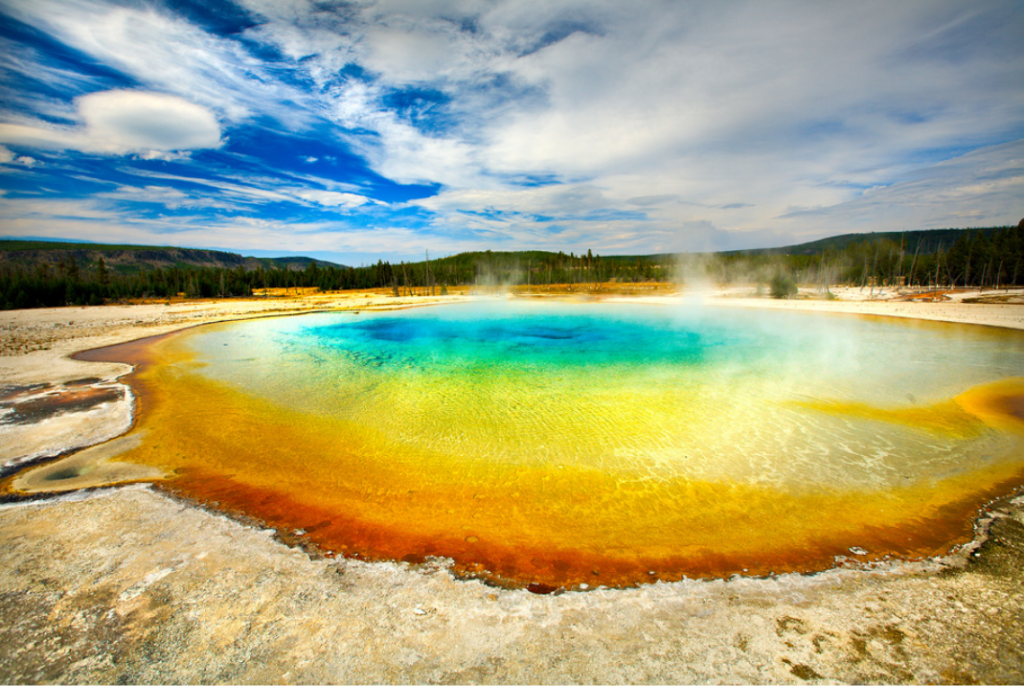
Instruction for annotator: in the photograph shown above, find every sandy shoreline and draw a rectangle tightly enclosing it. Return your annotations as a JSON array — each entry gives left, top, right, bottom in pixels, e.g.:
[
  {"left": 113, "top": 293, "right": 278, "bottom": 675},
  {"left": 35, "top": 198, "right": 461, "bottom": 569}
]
[{"left": 1, "top": 289, "right": 1023, "bottom": 683}]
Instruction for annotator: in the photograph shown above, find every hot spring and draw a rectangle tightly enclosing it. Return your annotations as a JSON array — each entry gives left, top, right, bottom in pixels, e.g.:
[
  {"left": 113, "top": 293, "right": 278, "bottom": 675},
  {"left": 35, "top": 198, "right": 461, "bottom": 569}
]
[{"left": 79, "top": 301, "right": 1024, "bottom": 589}]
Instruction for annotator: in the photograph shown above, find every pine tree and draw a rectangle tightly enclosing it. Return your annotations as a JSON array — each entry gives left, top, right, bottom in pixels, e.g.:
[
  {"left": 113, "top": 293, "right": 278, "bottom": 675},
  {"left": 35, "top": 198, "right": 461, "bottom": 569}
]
[{"left": 96, "top": 257, "right": 109, "bottom": 287}]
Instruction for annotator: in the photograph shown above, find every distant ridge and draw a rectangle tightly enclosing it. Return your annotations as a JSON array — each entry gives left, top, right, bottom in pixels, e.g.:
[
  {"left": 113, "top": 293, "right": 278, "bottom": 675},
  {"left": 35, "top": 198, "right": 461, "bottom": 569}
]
[
  {"left": 2, "top": 223, "right": 1022, "bottom": 309},
  {"left": 718, "top": 227, "right": 1007, "bottom": 258},
  {"left": 0, "top": 239, "right": 344, "bottom": 273},
  {"left": 1, "top": 225, "right": 1014, "bottom": 275}
]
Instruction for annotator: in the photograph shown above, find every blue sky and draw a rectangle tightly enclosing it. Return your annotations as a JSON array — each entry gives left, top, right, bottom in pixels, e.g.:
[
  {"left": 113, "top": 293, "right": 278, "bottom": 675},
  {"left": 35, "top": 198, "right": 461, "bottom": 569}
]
[{"left": 0, "top": 0, "right": 1022, "bottom": 265}]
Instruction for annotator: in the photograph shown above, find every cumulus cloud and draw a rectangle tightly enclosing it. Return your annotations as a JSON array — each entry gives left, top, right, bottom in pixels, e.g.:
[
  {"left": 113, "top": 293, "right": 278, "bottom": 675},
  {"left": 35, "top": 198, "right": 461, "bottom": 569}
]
[{"left": 0, "top": 90, "right": 222, "bottom": 156}]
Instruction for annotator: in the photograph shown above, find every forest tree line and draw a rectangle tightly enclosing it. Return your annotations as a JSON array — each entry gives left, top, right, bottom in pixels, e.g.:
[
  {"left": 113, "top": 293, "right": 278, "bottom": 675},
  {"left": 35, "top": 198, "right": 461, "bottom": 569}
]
[
  {"left": 1, "top": 221, "right": 1022, "bottom": 309},
  {"left": 0, "top": 247, "right": 676, "bottom": 309},
  {"left": 717, "top": 219, "right": 1024, "bottom": 295}
]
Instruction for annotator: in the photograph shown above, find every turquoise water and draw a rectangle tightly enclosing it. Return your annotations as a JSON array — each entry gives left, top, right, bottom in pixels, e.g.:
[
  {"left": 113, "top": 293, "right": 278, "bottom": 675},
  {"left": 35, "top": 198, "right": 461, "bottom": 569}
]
[
  {"left": 197, "top": 301, "right": 1024, "bottom": 394},
  {"left": 126, "top": 299, "right": 1024, "bottom": 586},
  {"left": 183, "top": 301, "right": 1024, "bottom": 492}
]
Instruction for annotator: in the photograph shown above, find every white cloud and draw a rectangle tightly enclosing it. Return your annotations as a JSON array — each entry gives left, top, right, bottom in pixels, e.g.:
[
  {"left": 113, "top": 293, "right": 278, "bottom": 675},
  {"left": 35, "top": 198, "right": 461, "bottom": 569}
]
[
  {"left": 123, "top": 169, "right": 376, "bottom": 212},
  {"left": 293, "top": 189, "right": 377, "bottom": 208},
  {"left": 3, "top": 0, "right": 1023, "bottom": 256},
  {"left": 361, "top": 25, "right": 464, "bottom": 84},
  {"left": 0, "top": 145, "right": 37, "bottom": 167},
  {"left": 77, "top": 90, "right": 221, "bottom": 151},
  {"left": 0, "top": 90, "right": 222, "bottom": 156},
  {"left": 234, "top": 1, "right": 1024, "bottom": 240},
  {"left": 0, "top": 194, "right": 463, "bottom": 260},
  {"left": 96, "top": 185, "right": 236, "bottom": 211},
  {"left": 2, "top": 0, "right": 314, "bottom": 129},
  {"left": 135, "top": 150, "right": 192, "bottom": 162},
  {"left": 776, "top": 140, "right": 1024, "bottom": 235},
  {"left": 417, "top": 183, "right": 610, "bottom": 216}
]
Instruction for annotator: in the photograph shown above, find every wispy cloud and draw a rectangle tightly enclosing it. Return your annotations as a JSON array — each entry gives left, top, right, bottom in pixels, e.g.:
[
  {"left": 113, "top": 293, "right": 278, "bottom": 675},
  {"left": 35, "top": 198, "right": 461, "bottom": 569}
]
[
  {"left": 1, "top": 0, "right": 312, "bottom": 127},
  {"left": 126, "top": 168, "right": 378, "bottom": 211},
  {"left": 777, "top": 140, "right": 1024, "bottom": 232},
  {"left": 0, "top": 0, "right": 1022, "bottom": 262}
]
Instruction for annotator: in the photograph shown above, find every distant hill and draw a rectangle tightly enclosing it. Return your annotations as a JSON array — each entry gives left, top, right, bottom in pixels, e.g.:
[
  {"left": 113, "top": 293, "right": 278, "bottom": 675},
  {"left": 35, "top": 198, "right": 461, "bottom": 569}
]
[
  {"left": 474, "top": 227, "right": 1013, "bottom": 265},
  {"left": 718, "top": 227, "right": 1008, "bottom": 258},
  {"left": 0, "top": 239, "right": 344, "bottom": 273},
  {"left": 2, "top": 225, "right": 1014, "bottom": 282},
  {"left": 257, "top": 255, "right": 344, "bottom": 271},
  {"left": 3, "top": 223, "right": 1022, "bottom": 309}
]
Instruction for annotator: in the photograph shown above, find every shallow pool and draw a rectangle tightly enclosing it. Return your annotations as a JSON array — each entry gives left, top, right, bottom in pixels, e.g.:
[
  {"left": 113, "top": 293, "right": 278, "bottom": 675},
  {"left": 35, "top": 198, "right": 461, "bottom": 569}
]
[{"left": 97, "top": 301, "right": 1024, "bottom": 588}]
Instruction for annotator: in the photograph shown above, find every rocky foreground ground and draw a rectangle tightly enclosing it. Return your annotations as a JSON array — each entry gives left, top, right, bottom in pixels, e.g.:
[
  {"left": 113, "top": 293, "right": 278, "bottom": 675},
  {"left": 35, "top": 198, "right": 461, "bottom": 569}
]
[{"left": 1, "top": 289, "right": 1023, "bottom": 684}]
